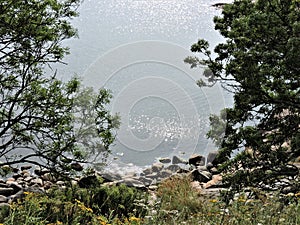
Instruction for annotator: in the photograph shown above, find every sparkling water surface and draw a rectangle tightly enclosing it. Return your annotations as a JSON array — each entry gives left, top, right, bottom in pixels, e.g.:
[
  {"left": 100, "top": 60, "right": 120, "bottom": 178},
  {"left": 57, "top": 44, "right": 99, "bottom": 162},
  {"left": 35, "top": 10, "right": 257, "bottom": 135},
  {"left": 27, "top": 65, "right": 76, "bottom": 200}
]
[{"left": 57, "top": 0, "right": 233, "bottom": 169}]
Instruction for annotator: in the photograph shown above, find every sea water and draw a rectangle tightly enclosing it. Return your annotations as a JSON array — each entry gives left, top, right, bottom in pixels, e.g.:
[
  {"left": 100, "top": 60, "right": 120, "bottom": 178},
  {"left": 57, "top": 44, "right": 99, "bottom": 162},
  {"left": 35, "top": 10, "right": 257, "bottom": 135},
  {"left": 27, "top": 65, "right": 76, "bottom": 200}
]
[{"left": 56, "top": 0, "right": 233, "bottom": 170}]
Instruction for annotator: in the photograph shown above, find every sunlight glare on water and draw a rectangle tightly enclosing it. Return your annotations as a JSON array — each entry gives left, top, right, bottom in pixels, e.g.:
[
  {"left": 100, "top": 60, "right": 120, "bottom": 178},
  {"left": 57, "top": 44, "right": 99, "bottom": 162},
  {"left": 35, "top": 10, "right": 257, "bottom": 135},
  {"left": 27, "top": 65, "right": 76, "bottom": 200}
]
[{"left": 59, "top": 0, "right": 233, "bottom": 167}]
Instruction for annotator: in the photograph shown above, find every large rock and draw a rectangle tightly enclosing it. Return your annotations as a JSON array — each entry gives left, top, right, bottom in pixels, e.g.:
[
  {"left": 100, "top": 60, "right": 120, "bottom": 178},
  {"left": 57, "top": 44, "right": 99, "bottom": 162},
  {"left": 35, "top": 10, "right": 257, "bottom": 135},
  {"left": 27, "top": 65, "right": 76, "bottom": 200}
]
[
  {"left": 30, "top": 178, "right": 43, "bottom": 186},
  {"left": 0, "top": 195, "right": 7, "bottom": 203},
  {"left": 8, "top": 182, "right": 22, "bottom": 192},
  {"left": 188, "top": 154, "right": 205, "bottom": 166},
  {"left": 100, "top": 172, "right": 122, "bottom": 182},
  {"left": 21, "top": 165, "right": 32, "bottom": 171},
  {"left": 207, "top": 151, "right": 218, "bottom": 165},
  {"left": 118, "top": 178, "right": 145, "bottom": 189},
  {"left": 138, "top": 177, "right": 153, "bottom": 186},
  {"left": 142, "top": 167, "right": 153, "bottom": 175},
  {"left": 166, "top": 164, "right": 181, "bottom": 173},
  {"left": 145, "top": 172, "right": 159, "bottom": 179},
  {"left": 172, "top": 156, "right": 187, "bottom": 164},
  {"left": 8, "top": 190, "right": 24, "bottom": 203},
  {"left": 158, "top": 158, "right": 171, "bottom": 164},
  {"left": 21, "top": 170, "right": 31, "bottom": 178},
  {"left": 203, "top": 174, "right": 223, "bottom": 189},
  {"left": 188, "top": 169, "right": 211, "bottom": 183},
  {"left": 0, "top": 188, "right": 14, "bottom": 196},
  {"left": 151, "top": 162, "right": 164, "bottom": 172},
  {"left": 158, "top": 170, "right": 173, "bottom": 179},
  {"left": 71, "top": 162, "right": 84, "bottom": 171}
]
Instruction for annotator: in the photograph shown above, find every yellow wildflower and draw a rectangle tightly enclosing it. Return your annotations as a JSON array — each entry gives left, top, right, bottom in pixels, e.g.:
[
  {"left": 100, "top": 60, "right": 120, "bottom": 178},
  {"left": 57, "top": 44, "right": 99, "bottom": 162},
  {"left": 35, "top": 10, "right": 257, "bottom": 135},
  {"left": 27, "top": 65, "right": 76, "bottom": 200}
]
[
  {"left": 209, "top": 199, "right": 218, "bottom": 203},
  {"left": 46, "top": 222, "right": 63, "bottom": 225},
  {"left": 238, "top": 197, "right": 246, "bottom": 202},
  {"left": 75, "top": 199, "right": 93, "bottom": 213},
  {"left": 129, "top": 216, "right": 141, "bottom": 222}
]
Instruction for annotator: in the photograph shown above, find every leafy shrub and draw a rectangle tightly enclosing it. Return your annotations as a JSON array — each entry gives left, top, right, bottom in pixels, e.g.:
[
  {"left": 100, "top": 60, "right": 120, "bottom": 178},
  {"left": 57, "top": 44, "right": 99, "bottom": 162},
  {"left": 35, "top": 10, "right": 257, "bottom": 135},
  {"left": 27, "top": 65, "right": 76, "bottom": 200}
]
[{"left": 0, "top": 182, "right": 148, "bottom": 225}]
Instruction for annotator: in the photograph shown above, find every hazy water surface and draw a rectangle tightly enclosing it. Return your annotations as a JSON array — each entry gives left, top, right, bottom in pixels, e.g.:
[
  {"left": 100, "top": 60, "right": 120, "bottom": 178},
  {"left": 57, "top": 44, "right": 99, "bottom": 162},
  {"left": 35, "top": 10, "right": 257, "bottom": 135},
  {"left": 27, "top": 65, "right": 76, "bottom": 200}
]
[{"left": 57, "top": 0, "right": 233, "bottom": 168}]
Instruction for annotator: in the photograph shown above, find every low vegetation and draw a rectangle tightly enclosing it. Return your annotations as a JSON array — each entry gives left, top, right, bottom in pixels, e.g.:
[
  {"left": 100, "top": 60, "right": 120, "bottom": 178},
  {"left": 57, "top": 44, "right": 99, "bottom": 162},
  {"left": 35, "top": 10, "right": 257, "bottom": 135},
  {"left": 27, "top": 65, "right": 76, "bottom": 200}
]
[{"left": 0, "top": 175, "right": 299, "bottom": 224}]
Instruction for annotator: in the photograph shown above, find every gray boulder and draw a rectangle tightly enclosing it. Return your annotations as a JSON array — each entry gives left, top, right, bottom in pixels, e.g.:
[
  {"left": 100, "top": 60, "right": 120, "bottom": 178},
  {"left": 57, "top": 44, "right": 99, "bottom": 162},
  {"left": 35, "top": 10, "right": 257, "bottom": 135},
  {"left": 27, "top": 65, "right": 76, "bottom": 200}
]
[
  {"left": 0, "top": 188, "right": 14, "bottom": 196},
  {"left": 188, "top": 169, "right": 211, "bottom": 183},
  {"left": 166, "top": 164, "right": 181, "bottom": 173},
  {"left": 159, "top": 158, "right": 171, "bottom": 164},
  {"left": 152, "top": 162, "right": 164, "bottom": 172},
  {"left": 172, "top": 155, "right": 187, "bottom": 164},
  {"left": 118, "top": 178, "right": 145, "bottom": 189},
  {"left": 188, "top": 154, "right": 205, "bottom": 166}
]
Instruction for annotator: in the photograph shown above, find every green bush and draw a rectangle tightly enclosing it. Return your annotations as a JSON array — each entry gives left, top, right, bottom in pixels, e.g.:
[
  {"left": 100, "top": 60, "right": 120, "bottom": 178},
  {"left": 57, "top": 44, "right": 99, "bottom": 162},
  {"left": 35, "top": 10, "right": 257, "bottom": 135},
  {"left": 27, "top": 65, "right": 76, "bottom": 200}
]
[
  {"left": 144, "top": 175, "right": 300, "bottom": 225},
  {"left": 0, "top": 182, "right": 148, "bottom": 225}
]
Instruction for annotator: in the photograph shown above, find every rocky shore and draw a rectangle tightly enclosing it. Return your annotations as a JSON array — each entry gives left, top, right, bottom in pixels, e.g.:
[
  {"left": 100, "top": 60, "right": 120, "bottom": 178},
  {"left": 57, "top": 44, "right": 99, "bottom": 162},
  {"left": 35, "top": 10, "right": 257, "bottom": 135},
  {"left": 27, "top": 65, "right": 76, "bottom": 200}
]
[{"left": 0, "top": 153, "right": 299, "bottom": 209}]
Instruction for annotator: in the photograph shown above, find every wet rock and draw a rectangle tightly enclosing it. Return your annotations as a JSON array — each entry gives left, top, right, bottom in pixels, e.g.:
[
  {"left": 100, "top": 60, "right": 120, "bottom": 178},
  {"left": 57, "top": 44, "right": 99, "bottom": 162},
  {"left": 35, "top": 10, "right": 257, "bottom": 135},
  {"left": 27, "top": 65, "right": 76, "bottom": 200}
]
[
  {"left": 56, "top": 181, "right": 65, "bottom": 186},
  {"left": 12, "top": 173, "right": 22, "bottom": 180},
  {"left": 8, "top": 190, "right": 24, "bottom": 202},
  {"left": 0, "top": 188, "right": 14, "bottom": 196},
  {"left": 24, "top": 176, "right": 33, "bottom": 182},
  {"left": 41, "top": 173, "right": 56, "bottom": 182},
  {"left": 25, "top": 184, "right": 44, "bottom": 194},
  {"left": 143, "top": 167, "right": 153, "bottom": 175},
  {"left": 100, "top": 172, "right": 122, "bottom": 182},
  {"left": 148, "top": 185, "right": 158, "bottom": 190},
  {"left": 172, "top": 156, "right": 187, "bottom": 164},
  {"left": 0, "top": 195, "right": 7, "bottom": 203},
  {"left": 0, "top": 183, "right": 7, "bottom": 188},
  {"left": 159, "top": 170, "right": 173, "bottom": 179},
  {"left": 166, "top": 164, "right": 181, "bottom": 173},
  {"left": 145, "top": 172, "right": 159, "bottom": 179},
  {"left": 123, "top": 171, "right": 138, "bottom": 179},
  {"left": 30, "top": 178, "right": 43, "bottom": 186},
  {"left": 6, "top": 179, "right": 18, "bottom": 185},
  {"left": 21, "top": 170, "right": 31, "bottom": 178},
  {"left": 206, "top": 162, "right": 214, "bottom": 170},
  {"left": 188, "top": 169, "right": 211, "bottom": 183},
  {"left": 177, "top": 168, "right": 190, "bottom": 174},
  {"left": 43, "top": 181, "right": 53, "bottom": 190},
  {"left": 197, "top": 166, "right": 208, "bottom": 172},
  {"left": 71, "top": 162, "right": 84, "bottom": 171},
  {"left": 281, "top": 185, "right": 298, "bottom": 194},
  {"left": 34, "top": 167, "right": 42, "bottom": 176},
  {"left": 209, "top": 167, "right": 219, "bottom": 175},
  {"left": 152, "top": 162, "right": 164, "bottom": 172},
  {"left": 34, "top": 168, "right": 51, "bottom": 176},
  {"left": 201, "top": 171, "right": 212, "bottom": 179},
  {"left": 118, "top": 178, "right": 145, "bottom": 189},
  {"left": 188, "top": 154, "right": 205, "bottom": 166},
  {"left": 21, "top": 165, "right": 32, "bottom": 171},
  {"left": 159, "top": 158, "right": 171, "bottom": 164},
  {"left": 6, "top": 178, "right": 15, "bottom": 183},
  {"left": 8, "top": 182, "right": 22, "bottom": 192},
  {"left": 138, "top": 177, "right": 153, "bottom": 186}
]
